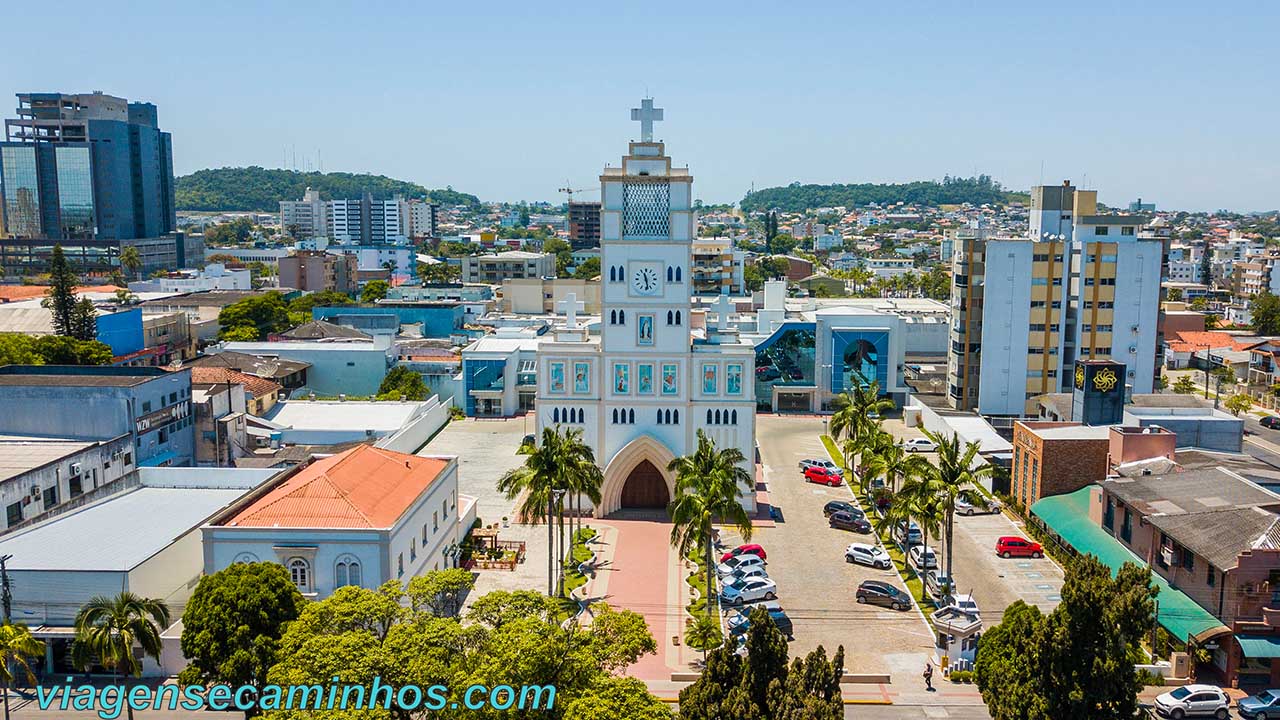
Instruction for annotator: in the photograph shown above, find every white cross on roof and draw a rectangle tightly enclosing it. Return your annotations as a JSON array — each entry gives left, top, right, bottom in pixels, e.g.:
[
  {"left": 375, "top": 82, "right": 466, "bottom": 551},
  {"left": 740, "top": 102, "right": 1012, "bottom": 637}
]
[
  {"left": 712, "top": 293, "right": 734, "bottom": 332},
  {"left": 630, "top": 98, "right": 663, "bottom": 142},
  {"left": 557, "top": 292, "right": 585, "bottom": 329}
]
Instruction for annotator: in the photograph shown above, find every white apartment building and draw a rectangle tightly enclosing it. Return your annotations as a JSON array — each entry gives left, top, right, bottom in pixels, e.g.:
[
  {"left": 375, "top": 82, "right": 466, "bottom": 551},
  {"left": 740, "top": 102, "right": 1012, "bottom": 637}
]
[
  {"left": 281, "top": 190, "right": 428, "bottom": 244},
  {"left": 279, "top": 188, "right": 326, "bottom": 240},
  {"left": 948, "top": 182, "right": 1163, "bottom": 416}
]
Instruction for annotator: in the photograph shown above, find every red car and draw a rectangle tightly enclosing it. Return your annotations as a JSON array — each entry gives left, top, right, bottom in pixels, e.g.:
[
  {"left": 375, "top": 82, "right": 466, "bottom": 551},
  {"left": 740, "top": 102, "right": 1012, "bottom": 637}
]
[
  {"left": 804, "top": 466, "right": 843, "bottom": 487},
  {"left": 720, "top": 543, "right": 767, "bottom": 564},
  {"left": 995, "top": 536, "right": 1043, "bottom": 558}
]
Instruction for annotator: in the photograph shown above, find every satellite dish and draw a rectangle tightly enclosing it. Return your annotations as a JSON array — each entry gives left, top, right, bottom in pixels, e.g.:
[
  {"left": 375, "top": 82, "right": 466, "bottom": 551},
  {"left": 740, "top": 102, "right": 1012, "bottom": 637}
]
[{"left": 167, "top": 358, "right": 183, "bottom": 371}]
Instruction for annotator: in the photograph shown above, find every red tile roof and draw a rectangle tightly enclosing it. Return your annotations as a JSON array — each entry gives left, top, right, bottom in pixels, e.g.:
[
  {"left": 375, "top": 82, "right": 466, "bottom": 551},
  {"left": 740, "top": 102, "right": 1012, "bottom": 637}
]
[
  {"left": 1166, "top": 331, "right": 1258, "bottom": 354},
  {"left": 223, "top": 446, "right": 450, "bottom": 529},
  {"left": 189, "top": 367, "right": 282, "bottom": 399},
  {"left": 0, "top": 285, "right": 124, "bottom": 303}
]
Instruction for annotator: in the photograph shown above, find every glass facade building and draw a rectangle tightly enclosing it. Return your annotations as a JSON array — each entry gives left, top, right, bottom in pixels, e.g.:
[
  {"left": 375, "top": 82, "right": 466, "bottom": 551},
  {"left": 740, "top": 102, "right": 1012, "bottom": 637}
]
[
  {"left": 0, "top": 93, "right": 179, "bottom": 274},
  {"left": 0, "top": 145, "right": 41, "bottom": 237}
]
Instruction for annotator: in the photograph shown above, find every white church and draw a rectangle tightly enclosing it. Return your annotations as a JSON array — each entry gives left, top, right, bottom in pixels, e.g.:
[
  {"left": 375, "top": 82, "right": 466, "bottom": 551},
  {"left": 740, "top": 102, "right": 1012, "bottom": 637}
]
[{"left": 535, "top": 99, "right": 757, "bottom": 516}]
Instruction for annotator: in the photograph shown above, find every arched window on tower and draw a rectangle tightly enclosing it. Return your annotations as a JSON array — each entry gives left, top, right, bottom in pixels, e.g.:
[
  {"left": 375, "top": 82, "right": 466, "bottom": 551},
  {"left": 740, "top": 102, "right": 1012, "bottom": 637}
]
[
  {"left": 732, "top": 409, "right": 738, "bottom": 424},
  {"left": 612, "top": 408, "right": 619, "bottom": 424},
  {"left": 619, "top": 310, "right": 626, "bottom": 324},
  {"left": 553, "top": 407, "right": 560, "bottom": 423},
  {"left": 609, "top": 266, "right": 616, "bottom": 282},
  {"left": 656, "top": 409, "right": 664, "bottom": 424},
  {"left": 628, "top": 409, "right": 635, "bottom": 424},
  {"left": 673, "top": 409, "right": 679, "bottom": 423},
  {"left": 675, "top": 310, "right": 682, "bottom": 325},
  {"left": 676, "top": 267, "right": 682, "bottom": 282},
  {"left": 667, "top": 266, "right": 673, "bottom": 282},
  {"left": 707, "top": 409, "right": 713, "bottom": 424}
]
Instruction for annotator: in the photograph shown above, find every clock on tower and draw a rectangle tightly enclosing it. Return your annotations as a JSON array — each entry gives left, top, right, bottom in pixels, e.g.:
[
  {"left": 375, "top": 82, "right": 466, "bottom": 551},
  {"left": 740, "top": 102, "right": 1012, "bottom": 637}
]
[{"left": 631, "top": 265, "right": 661, "bottom": 296}]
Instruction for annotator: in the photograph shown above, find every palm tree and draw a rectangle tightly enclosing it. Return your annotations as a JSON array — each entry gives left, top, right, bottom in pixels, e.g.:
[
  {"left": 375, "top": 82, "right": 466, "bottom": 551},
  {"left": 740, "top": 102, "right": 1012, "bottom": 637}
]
[
  {"left": 856, "top": 430, "right": 895, "bottom": 496},
  {"left": 923, "top": 428, "right": 993, "bottom": 583},
  {"left": 685, "top": 613, "right": 723, "bottom": 667},
  {"left": 668, "top": 430, "right": 754, "bottom": 618},
  {"left": 72, "top": 592, "right": 170, "bottom": 720},
  {"left": 118, "top": 246, "right": 142, "bottom": 281},
  {"left": 899, "top": 474, "right": 944, "bottom": 600},
  {"left": 0, "top": 623, "right": 44, "bottom": 720},
  {"left": 499, "top": 426, "right": 600, "bottom": 597},
  {"left": 864, "top": 440, "right": 928, "bottom": 496}
]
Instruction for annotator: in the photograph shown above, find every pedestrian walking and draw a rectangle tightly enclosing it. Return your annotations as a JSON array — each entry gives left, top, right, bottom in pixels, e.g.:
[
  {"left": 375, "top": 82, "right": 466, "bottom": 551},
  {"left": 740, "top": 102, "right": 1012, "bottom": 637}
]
[{"left": 923, "top": 662, "right": 934, "bottom": 691}]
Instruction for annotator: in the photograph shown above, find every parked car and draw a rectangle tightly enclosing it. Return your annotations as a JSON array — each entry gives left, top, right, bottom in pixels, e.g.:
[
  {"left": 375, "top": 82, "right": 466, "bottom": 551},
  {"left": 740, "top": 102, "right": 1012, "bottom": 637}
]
[
  {"left": 756, "top": 367, "right": 781, "bottom": 381},
  {"left": 728, "top": 601, "right": 793, "bottom": 640},
  {"left": 856, "top": 580, "right": 912, "bottom": 610},
  {"left": 721, "top": 564, "right": 770, "bottom": 585},
  {"left": 800, "top": 458, "right": 842, "bottom": 475},
  {"left": 717, "top": 554, "right": 766, "bottom": 578},
  {"left": 720, "top": 577, "right": 778, "bottom": 606},
  {"left": 823, "top": 500, "right": 860, "bottom": 518},
  {"left": 908, "top": 545, "right": 938, "bottom": 571},
  {"left": 892, "top": 520, "right": 923, "bottom": 547},
  {"left": 519, "top": 434, "right": 536, "bottom": 450},
  {"left": 829, "top": 511, "right": 872, "bottom": 533},
  {"left": 1153, "top": 684, "right": 1230, "bottom": 719},
  {"left": 1263, "top": 416, "right": 1280, "bottom": 430},
  {"left": 901, "top": 437, "right": 937, "bottom": 453},
  {"left": 720, "top": 543, "right": 767, "bottom": 564},
  {"left": 1238, "top": 688, "right": 1280, "bottom": 719},
  {"left": 955, "top": 495, "right": 992, "bottom": 516},
  {"left": 845, "top": 542, "right": 891, "bottom": 569},
  {"left": 924, "top": 570, "right": 957, "bottom": 600},
  {"left": 804, "top": 466, "right": 843, "bottom": 487},
  {"left": 995, "top": 536, "right": 1043, "bottom": 558}
]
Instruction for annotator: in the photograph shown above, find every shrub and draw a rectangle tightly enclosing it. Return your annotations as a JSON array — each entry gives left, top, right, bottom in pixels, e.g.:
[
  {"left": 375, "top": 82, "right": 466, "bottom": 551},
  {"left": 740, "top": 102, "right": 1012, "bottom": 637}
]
[{"left": 950, "top": 670, "right": 974, "bottom": 683}]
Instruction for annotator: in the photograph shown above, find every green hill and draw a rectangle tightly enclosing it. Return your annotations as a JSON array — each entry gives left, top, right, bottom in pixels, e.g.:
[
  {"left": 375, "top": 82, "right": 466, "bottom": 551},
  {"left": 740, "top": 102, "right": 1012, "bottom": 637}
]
[
  {"left": 739, "top": 175, "right": 1025, "bottom": 213},
  {"left": 175, "top": 166, "right": 480, "bottom": 211}
]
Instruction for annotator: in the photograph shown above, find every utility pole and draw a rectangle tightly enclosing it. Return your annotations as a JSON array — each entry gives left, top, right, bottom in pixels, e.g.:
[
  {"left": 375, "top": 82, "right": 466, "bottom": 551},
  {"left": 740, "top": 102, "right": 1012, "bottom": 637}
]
[{"left": 1, "top": 554, "right": 12, "bottom": 624}]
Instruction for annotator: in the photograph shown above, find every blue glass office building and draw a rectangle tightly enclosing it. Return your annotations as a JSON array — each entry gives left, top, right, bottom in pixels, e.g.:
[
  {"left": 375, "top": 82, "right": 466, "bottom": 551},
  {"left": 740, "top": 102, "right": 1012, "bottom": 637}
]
[{"left": 0, "top": 92, "right": 181, "bottom": 273}]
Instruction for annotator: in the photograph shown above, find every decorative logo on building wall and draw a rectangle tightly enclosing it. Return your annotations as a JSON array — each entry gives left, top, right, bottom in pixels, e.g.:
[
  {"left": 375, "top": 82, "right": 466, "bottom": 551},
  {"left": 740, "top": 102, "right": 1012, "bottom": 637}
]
[
  {"left": 1074, "top": 365, "right": 1086, "bottom": 390},
  {"left": 1092, "top": 367, "right": 1119, "bottom": 393}
]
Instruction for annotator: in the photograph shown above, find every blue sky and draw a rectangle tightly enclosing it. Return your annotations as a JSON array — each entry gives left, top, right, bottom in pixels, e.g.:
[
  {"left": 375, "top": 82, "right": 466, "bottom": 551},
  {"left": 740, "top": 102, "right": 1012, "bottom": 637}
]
[{"left": 5, "top": 1, "right": 1277, "bottom": 211}]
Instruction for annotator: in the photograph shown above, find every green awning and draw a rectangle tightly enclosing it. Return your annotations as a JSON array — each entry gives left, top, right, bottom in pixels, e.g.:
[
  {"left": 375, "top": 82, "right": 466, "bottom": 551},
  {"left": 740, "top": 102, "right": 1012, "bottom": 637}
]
[
  {"left": 1031, "top": 487, "right": 1229, "bottom": 644},
  {"left": 1237, "top": 635, "right": 1280, "bottom": 658}
]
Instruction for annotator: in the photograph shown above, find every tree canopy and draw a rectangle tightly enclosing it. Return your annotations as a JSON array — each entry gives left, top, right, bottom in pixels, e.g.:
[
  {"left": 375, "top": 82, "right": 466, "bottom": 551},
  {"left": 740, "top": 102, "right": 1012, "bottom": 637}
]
[
  {"left": 176, "top": 167, "right": 479, "bottom": 211},
  {"left": 974, "top": 555, "right": 1157, "bottom": 720},
  {"left": 179, "top": 562, "right": 303, "bottom": 695},
  {"left": 217, "top": 292, "right": 292, "bottom": 340},
  {"left": 377, "top": 366, "right": 429, "bottom": 401},
  {"left": 1253, "top": 292, "right": 1280, "bottom": 335},
  {"left": 261, "top": 581, "right": 659, "bottom": 719},
  {"left": 740, "top": 175, "right": 1018, "bottom": 213},
  {"left": 0, "top": 333, "right": 112, "bottom": 366},
  {"left": 361, "top": 280, "right": 390, "bottom": 304}
]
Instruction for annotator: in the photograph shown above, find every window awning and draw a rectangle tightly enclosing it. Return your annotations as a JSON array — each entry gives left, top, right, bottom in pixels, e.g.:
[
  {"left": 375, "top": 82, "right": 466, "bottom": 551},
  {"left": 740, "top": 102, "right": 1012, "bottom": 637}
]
[{"left": 1237, "top": 635, "right": 1280, "bottom": 658}]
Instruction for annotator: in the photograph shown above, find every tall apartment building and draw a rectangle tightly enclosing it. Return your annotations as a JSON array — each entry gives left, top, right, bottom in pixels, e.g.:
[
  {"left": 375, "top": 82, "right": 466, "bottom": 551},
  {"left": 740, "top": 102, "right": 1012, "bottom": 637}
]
[
  {"left": 0, "top": 92, "right": 188, "bottom": 274},
  {"left": 279, "top": 188, "right": 325, "bottom": 239},
  {"left": 1230, "top": 252, "right": 1280, "bottom": 300},
  {"left": 278, "top": 250, "right": 358, "bottom": 294},
  {"left": 279, "top": 191, "right": 435, "bottom": 243},
  {"left": 567, "top": 201, "right": 601, "bottom": 249},
  {"left": 690, "top": 237, "right": 746, "bottom": 295},
  {"left": 948, "top": 182, "right": 1164, "bottom": 416}
]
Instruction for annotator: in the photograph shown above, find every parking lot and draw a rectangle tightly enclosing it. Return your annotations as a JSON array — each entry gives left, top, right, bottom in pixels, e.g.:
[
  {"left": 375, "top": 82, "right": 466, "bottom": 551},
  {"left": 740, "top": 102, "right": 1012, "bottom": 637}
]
[{"left": 743, "top": 415, "right": 935, "bottom": 678}]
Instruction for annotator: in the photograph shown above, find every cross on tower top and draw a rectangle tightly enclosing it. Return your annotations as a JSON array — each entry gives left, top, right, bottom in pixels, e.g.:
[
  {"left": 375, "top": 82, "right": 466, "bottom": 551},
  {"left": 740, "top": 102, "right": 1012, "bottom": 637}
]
[
  {"left": 557, "top": 292, "right": 585, "bottom": 330},
  {"left": 711, "top": 293, "right": 735, "bottom": 332},
  {"left": 630, "top": 98, "right": 664, "bottom": 142}
]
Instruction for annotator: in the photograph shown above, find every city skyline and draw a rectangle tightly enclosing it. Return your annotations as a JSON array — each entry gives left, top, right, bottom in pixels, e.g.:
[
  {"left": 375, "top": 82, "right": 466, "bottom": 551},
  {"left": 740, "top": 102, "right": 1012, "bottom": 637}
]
[{"left": 4, "top": 0, "right": 1278, "bottom": 212}]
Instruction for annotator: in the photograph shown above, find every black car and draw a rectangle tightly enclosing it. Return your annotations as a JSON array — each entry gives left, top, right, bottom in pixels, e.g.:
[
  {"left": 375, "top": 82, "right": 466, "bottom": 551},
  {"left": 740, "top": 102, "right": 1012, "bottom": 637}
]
[
  {"left": 856, "top": 580, "right": 912, "bottom": 611},
  {"left": 829, "top": 511, "right": 872, "bottom": 533},
  {"left": 1263, "top": 416, "right": 1280, "bottom": 430},
  {"left": 823, "top": 500, "right": 860, "bottom": 518}
]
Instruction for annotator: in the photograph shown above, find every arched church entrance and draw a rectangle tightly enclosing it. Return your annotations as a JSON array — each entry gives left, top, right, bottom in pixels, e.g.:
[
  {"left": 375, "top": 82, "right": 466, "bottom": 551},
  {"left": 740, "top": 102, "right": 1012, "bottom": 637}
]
[{"left": 620, "top": 460, "right": 670, "bottom": 509}]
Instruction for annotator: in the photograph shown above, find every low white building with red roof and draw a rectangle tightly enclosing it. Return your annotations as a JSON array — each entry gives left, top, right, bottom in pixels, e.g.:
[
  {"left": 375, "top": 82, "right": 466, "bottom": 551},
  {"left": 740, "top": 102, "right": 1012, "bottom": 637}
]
[{"left": 202, "top": 445, "right": 475, "bottom": 599}]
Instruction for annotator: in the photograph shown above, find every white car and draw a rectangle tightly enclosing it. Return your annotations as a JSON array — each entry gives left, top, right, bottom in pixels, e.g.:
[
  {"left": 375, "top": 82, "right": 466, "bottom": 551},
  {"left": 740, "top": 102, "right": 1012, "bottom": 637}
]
[
  {"left": 845, "top": 542, "right": 892, "bottom": 569},
  {"left": 1153, "top": 684, "right": 1229, "bottom": 719},
  {"left": 716, "top": 554, "right": 766, "bottom": 578},
  {"left": 901, "top": 437, "right": 937, "bottom": 453},
  {"left": 955, "top": 495, "right": 986, "bottom": 516},
  {"left": 720, "top": 576, "right": 778, "bottom": 605},
  {"left": 799, "top": 458, "right": 842, "bottom": 475},
  {"left": 721, "top": 564, "right": 769, "bottom": 584},
  {"left": 908, "top": 545, "right": 938, "bottom": 571}
]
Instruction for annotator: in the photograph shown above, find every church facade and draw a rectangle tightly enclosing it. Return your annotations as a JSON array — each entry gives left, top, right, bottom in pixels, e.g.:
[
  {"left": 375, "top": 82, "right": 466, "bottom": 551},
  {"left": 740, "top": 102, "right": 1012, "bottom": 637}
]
[{"left": 535, "top": 100, "right": 757, "bottom": 516}]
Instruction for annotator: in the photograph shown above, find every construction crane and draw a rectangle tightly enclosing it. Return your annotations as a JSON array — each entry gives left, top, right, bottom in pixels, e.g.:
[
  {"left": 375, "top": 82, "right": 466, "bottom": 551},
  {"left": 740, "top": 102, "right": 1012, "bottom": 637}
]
[{"left": 558, "top": 180, "right": 598, "bottom": 206}]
